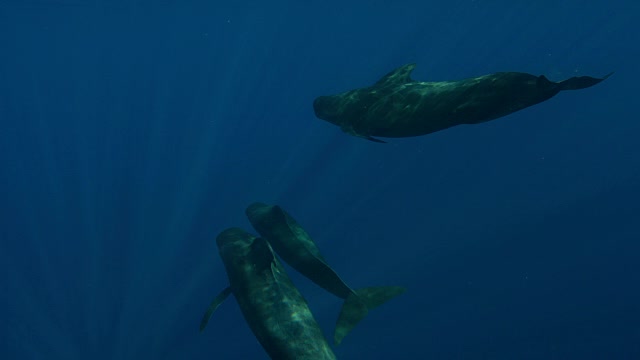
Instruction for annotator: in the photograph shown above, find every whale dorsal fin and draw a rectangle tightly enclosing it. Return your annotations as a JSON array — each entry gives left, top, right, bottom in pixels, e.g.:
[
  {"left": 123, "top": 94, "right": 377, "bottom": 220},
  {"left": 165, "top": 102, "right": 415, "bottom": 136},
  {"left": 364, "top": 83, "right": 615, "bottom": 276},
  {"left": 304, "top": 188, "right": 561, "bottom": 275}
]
[{"left": 374, "top": 63, "right": 416, "bottom": 86}]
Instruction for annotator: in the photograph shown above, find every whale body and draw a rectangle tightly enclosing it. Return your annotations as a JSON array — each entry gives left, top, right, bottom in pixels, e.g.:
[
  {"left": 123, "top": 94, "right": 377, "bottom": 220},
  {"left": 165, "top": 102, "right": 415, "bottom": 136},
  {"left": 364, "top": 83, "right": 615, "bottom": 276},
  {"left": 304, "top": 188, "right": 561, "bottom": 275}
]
[
  {"left": 313, "top": 63, "right": 612, "bottom": 142},
  {"left": 246, "top": 202, "right": 405, "bottom": 345},
  {"left": 200, "top": 228, "right": 336, "bottom": 360}
]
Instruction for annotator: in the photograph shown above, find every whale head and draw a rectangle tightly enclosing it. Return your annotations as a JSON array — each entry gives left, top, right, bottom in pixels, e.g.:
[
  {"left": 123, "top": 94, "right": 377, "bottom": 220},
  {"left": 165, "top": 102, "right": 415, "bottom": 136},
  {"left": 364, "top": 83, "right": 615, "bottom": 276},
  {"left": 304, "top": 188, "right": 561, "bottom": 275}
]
[
  {"left": 216, "top": 228, "right": 255, "bottom": 261},
  {"left": 216, "top": 228, "right": 274, "bottom": 277},
  {"left": 313, "top": 95, "right": 343, "bottom": 126}
]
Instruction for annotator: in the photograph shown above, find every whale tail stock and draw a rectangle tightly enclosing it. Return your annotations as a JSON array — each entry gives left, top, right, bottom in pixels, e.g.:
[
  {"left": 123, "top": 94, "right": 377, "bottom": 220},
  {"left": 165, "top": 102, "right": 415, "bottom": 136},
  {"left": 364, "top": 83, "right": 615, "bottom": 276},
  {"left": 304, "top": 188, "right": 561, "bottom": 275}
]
[
  {"left": 557, "top": 72, "right": 613, "bottom": 91},
  {"left": 333, "top": 286, "right": 406, "bottom": 345}
]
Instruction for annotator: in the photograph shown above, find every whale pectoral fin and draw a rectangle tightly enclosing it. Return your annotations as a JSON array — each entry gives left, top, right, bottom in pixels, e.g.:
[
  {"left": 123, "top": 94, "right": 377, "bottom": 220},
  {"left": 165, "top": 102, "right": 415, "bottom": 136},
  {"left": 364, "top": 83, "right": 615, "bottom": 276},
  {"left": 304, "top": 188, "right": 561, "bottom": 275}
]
[
  {"left": 361, "top": 135, "right": 386, "bottom": 143},
  {"left": 340, "top": 123, "right": 387, "bottom": 143},
  {"left": 199, "top": 286, "right": 232, "bottom": 332},
  {"left": 350, "top": 131, "right": 387, "bottom": 143}
]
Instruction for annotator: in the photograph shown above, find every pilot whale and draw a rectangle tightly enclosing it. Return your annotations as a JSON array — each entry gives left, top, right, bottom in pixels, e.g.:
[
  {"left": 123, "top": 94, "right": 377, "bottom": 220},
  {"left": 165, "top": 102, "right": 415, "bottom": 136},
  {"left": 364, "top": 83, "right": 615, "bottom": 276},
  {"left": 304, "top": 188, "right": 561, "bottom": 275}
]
[
  {"left": 313, "top": 63, "right": 612, "bottom": 142},
  {"left": 200, "top": 228, "right": 336, "bottom": 360},
  {"left": 246, "top": 202, "right": 405, "bottom": 345}
]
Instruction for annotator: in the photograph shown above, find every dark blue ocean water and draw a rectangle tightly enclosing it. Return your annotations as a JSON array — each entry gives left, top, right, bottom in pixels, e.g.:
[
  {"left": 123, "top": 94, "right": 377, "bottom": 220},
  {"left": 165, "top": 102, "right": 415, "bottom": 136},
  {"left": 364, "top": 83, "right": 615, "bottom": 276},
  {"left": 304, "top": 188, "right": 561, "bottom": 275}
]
[{"left": 1, "top": 1, "right": 639, "bottom": 359}]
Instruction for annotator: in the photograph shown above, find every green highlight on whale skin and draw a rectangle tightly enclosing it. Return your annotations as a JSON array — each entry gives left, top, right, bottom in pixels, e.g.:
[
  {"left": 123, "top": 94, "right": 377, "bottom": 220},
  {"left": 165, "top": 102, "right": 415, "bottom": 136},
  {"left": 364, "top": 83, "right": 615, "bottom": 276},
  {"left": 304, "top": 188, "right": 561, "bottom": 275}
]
[{"left": 246, "top": 202, "right": 406, "bottom": 345}]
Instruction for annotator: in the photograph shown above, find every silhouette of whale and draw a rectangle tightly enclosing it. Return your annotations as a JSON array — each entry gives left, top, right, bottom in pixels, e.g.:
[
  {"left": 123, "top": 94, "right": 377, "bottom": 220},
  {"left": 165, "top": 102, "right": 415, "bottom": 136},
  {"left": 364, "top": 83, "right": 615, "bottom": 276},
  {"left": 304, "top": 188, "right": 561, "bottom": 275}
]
[
  {"left": 246, "top": 202, "right": 405, "bottom": 345},
  {"left": 313, "top": 63, "right": 612, "bottom": 142},
  {"left": 200, "top": 228, "right": 336, "bottom": 360}
]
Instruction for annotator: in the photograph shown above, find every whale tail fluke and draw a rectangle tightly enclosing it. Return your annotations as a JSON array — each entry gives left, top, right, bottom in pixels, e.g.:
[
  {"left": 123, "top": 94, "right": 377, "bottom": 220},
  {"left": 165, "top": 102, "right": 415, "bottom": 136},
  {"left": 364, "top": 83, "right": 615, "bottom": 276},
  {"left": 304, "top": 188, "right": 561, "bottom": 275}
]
[
  {"left": 558, "top": 72, "right": 613, "bottom": 91},
  {"left": 333, "top": 286, "right": 406, "bottom": 345}
]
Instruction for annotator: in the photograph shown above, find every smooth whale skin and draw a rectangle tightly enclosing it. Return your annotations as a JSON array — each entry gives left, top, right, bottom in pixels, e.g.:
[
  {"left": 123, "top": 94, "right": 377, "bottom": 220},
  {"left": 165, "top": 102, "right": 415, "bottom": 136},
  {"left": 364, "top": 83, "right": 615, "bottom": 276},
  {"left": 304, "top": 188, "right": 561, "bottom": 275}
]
[
  {"left": 313, "top": 63, "right": 612, "bottom": 142},
  {"left": 246, "top": 202, "right": 405, "bottom": 345},
  {"left": 200, "top": 228, "right": 336, "bottom": 360}
]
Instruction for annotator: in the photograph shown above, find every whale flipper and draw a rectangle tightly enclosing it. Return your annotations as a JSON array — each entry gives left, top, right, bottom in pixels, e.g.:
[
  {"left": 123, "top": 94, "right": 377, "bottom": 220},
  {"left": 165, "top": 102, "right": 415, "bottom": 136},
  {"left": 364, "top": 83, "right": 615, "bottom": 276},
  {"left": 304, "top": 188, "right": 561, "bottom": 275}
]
[
  {"left": 360, "top": 134, "right": 387, "bottom": 143},
  {"left": 557, "top": 72, "right": 614, "bottom": 91},
  {"left": 199, "top": 286, "right": 232, "bottom": 332},
  {"left": 340, "top": 123, "right": 387, "bottom": 143},
  {"left": 334, "top": 286, "right": 406, "bottom": 345}
]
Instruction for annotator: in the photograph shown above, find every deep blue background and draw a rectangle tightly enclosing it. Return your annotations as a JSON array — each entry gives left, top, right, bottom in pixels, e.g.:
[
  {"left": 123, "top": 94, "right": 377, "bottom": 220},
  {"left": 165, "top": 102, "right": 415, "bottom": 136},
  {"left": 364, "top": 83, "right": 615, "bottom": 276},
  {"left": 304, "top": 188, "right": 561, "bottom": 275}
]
[{"left": 1, "top": 0, "right": 639, "bottom": 359}]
